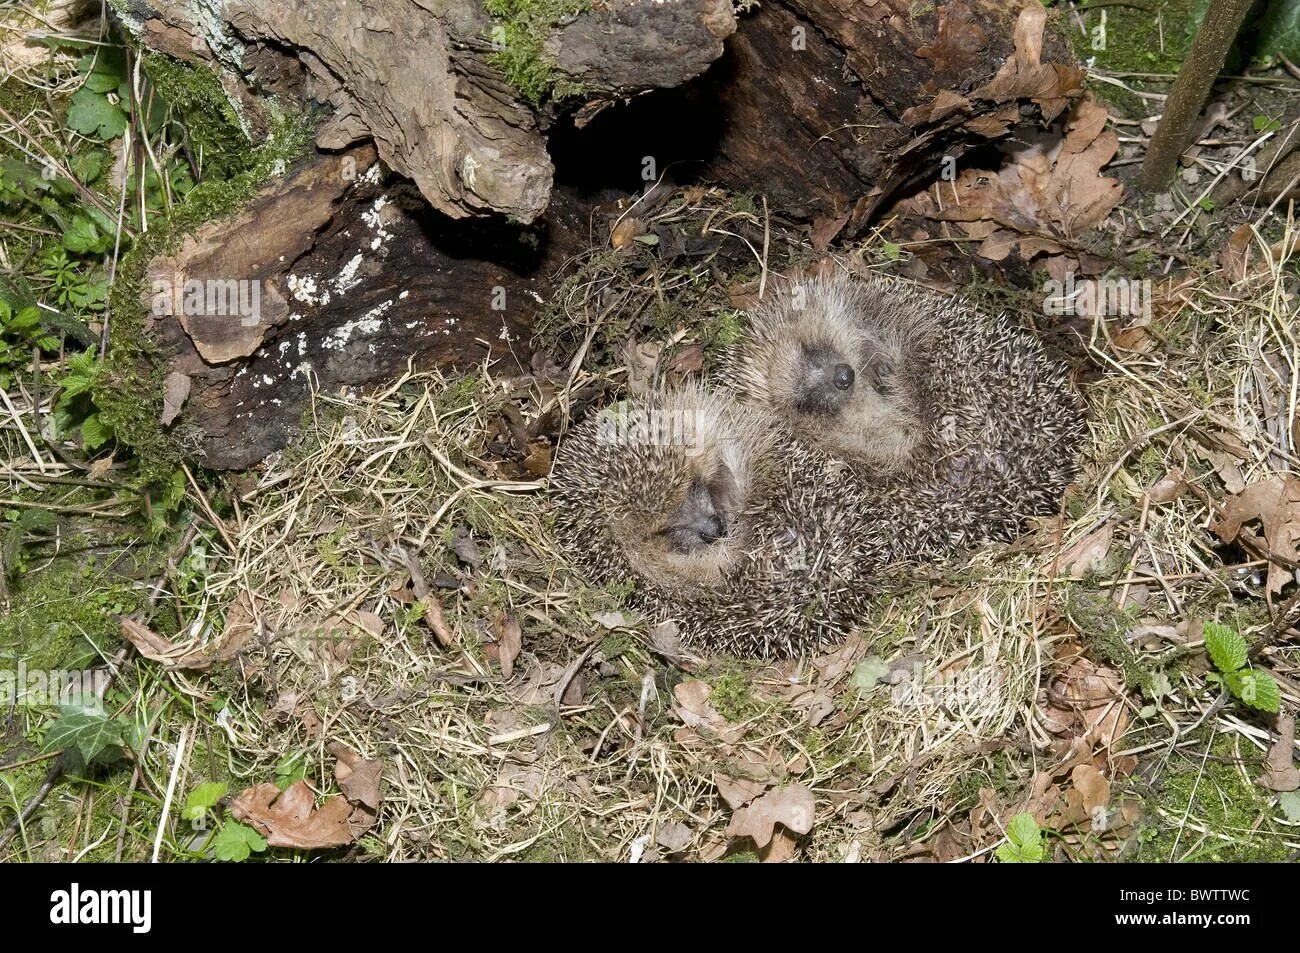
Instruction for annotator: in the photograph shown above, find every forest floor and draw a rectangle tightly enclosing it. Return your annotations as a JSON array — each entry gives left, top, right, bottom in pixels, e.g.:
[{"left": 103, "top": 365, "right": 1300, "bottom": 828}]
[{"left": 1, "top": 0, "right": 1299, "bottom": 862}]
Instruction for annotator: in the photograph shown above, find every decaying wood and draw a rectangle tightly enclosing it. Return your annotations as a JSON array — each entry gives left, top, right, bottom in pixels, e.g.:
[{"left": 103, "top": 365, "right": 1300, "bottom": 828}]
[
  {"left": 146, "top": 145, "right": 593, "bottom": 468},
  {"left": 122, "top": 0, "right": 1087, "bottom": 467}
]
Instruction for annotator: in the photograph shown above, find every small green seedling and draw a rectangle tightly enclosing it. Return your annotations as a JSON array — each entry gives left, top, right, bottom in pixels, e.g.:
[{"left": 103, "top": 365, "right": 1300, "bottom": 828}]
[
  {"left": 211, "top": 821, "right": 267, "bottom": 862},
  {"left": 182, "top": 782, "right": 227, "bottom": 826},
  {"left": 1203, "top": 622, "right": 1280, "bottom": 714},
  {"left": 996, "top": 812, "right": 1046, "bottom": 863}
]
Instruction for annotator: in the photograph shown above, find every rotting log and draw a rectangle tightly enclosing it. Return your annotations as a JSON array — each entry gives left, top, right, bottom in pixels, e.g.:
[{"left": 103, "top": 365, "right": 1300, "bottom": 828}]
[
  {"left": 117, "top": 0, "right": 1087, "bottom": 467},
  {"left": 145, "top": 145, "right": 596, "bottom": 468}
]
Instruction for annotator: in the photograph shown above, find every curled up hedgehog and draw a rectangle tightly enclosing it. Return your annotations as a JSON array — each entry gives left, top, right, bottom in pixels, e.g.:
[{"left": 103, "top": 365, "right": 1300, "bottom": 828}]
[
  {"left": 725, "top": 269, "right": 1085, "bottom": 568},
  {"left": 549, "top": 385, "right": 874, "bottom": 657}
]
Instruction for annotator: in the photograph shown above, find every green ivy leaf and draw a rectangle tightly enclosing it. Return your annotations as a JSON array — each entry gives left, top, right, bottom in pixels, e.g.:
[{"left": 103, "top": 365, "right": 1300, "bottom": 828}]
[
  {"left": 183, "top": 782, "right": 228, "bottom": 822},
  {"left": 1253, "top": 0, "right": 1300, "bottom": 64},
  {"left": 1279, "top": 791, "right": 1300, "bottom": 823},
  {"left": 42, "top": 709, "right": 125, "bottom": 771},
  {"left": 66, "top": 88, "right": 127, "bottom": 140},
  {"left": 211, "top": 821, "right": 267, "bottom": 862},
  {"left": 1203, "top": 622, "right": 1248, "bottom": 674}
]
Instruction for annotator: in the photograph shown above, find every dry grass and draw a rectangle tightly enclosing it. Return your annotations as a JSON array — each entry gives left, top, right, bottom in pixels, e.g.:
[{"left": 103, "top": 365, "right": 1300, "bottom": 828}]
[{"left": 119, "top": 195, "right": 1293, "bottom": 862}]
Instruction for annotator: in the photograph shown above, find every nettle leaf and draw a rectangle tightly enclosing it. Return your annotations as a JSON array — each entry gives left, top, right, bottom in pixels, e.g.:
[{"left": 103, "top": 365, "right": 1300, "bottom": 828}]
[
  {"left": 1203, "top": 622, "right": 1248, "bottom": 674},
  {"left": 996, "top": 812, "right": 1046, "bottom": 863},
  {"left": 183, "top": 782, "right": 228, "bottom": 822},
  {"left": 211, "top": 820, "right": 267, "bottom": 862},
  {"left": 42, "top": 709, "right": 126, "bottom": 771},
  {"left": 67, "top": 88, "right": 127, "bottom": 140},
  {"left": 1225, "top": 669, "right": 1282, "bottom": 714},
  {"left": 80, "top": 413, "right": 113, "bottom": 451}
]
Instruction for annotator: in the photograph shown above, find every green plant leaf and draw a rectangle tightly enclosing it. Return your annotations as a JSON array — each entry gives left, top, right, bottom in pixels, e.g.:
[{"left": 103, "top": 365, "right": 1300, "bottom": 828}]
[
  {"left": 1225, "top": 669, "right": 1281, "bottom": 714},
  {"left": 1279, "top": 791, "right": 1300, "bottom": 822},
  {"left": 62, "top": 214, "right": 109, "bottom": 255},
  {"left": 80, "top": 412, "right": 113, "bottom": 451},
  {"left": 211, "top": 820, "right": 267, "bottom": 862},
  {"left": 996, "top": 812, "right": 1046, "bottom": 863},
  {"left": 850, "top": 656, "right": 891, "bottom": 692},
  {"left": 42, "top": 709, "right": 125, "bottom": 770},
  {"left": 1253, "top": 0, "right": 1300, "bottom": 63},
  {"left": 183, "top": 781, "right": 228, "bottom": 822},
  {"left": 1203, "top": 622, "right": 1248, "bottom": 674},
  {"left": 67, "top": 88, "right": 127, "bottom": 140}
]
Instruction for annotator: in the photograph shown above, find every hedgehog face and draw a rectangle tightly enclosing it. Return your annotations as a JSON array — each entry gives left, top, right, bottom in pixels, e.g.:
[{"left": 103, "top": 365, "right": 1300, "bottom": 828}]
[
  {"left": 554, "top": 386, "right": 776, "bottom": 595},
  {"left": 734, "top": 278, "right": 927, "bottom": 473},
  {"left": 610, "top": 432, "right": 752, "bottom": 591}
]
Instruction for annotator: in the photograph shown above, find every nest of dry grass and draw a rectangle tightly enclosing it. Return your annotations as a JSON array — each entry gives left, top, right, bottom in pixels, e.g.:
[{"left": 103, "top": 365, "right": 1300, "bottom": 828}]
[{"left": 131, "top": 192, "right": 1300, "bottom": 863}]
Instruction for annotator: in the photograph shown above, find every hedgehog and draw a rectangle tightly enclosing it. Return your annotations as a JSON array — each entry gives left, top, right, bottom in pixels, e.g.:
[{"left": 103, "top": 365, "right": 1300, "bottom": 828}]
[
  {"left": 725, "top": 269, "right": 1085, "bottom": 566},
  {"left": 549, "top": 385, "right": 875, "bottom": 657}
]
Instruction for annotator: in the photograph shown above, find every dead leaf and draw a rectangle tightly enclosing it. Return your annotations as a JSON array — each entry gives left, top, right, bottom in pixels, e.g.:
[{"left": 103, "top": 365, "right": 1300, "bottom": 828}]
[
  {"left": 915, "top": 1, "right": 986, "bottom": 76},
  {"left": 648, "top": 620, "right": 681, "bottom": 660},
  {"left": 610, "top": 216, "right": 643, "bottom": 250},
  {"left": 1257, "top": 714, "right": 1300, "bottom": 792},
  {"left": 492, "top": 611, "right": 522, "bottom": 679},
  {"left": 329, "top": 742, "right": 384, "bottom": 810},
  {"left": 119, "top": 591, "right": 258, "bottom": 671},
  {"left": 622, "top": 339, "right": 661, "bottom": 396},
  {"left": 724, "top": 783, "right": 815, "bottom": 848},
  {"left": 160, "top": 371, "right": 191, "bottom": 427},
  {"left": 715, "top": 774, "right": 767, "bottom": 810},
  {"left": 656, "top": 820, "right": 693, "bottom": 853},
  {"left": 1148, "top": 470, "right": 1187, "bottom": 505},
  {"left": 1211, "top": 475, "right": 1300, "bottom": 594},
  {"left": 229, "top": 781, "right": 366, "bottom": 850},
  {"left": 1058, "top": 522, "right": 1113, "bottom": 576}
]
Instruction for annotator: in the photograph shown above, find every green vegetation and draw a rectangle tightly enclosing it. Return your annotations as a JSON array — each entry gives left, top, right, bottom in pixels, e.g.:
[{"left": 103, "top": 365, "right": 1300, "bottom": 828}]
[
  {"left": 483, "top": 0, "right": 590, "bottom": 105},
  {"left": 1203, "top": 621, "right": 1281, "bottom": 714}
]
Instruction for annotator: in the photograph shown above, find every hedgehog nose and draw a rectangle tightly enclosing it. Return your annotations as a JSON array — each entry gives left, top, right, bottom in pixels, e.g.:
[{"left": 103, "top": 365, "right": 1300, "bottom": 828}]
[
  {"left": 700, "top": 514, "right": 726, "bottom": 543},
  {"left": 832, "top": 363, "right": 855, "bottom": 391}
]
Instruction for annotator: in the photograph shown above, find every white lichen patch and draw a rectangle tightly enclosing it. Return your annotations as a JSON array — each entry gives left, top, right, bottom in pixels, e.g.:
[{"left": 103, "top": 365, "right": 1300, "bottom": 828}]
[
  {"left": 335, "top": 254, "right": 365, "bottom": 294},
  {"left": 287, "top": 274, "right": 329, "bottom": 308},
  {"left": 321, "top": 300, "right": 395, "bottom": 352}
]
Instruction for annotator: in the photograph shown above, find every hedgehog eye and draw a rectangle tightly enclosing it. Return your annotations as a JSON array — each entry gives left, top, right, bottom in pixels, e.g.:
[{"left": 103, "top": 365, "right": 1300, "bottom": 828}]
[
  {"left": 865, "top": 354, "right": 895, "bottom": 395},
  {"left": 832, "top": 363, "right": 854, "bottom": 391}
]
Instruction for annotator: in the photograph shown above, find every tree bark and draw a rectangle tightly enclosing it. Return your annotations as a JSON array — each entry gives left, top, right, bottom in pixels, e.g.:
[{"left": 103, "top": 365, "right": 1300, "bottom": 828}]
[
  {"left": 117, "top": 0, "right": 1085, "bottom": 468},
  {"left": 1138, "top": 0, "right": 1253, "bottom": 191}
]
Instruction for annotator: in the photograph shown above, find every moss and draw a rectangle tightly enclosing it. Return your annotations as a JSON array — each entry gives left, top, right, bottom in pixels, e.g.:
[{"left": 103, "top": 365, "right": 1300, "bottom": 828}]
[
  {"left": 706, "top": 670, "right": 762, "bottom": 722},
  {"left": 98, "top": 112, "right": 313, "bottom": 485},
  {"left": 483, "top": 0, "right": 590, "bottom": 105},
  {"left": 597, "top": 631, "right": 633, "bottom": 661},
  {"left": 1070, "top": 0, "right": 1212, "bottom": 116},
  {"left": 0, "top": 551, "right": 154, "bottom": 670},
  {"left": 1063, "top": 587, "right": 1159, "bottom": 695},
  {"left": 1128, "top": 732, "right": 1291, "bottom": 862},
  {"left": 141, "top": 54, "right": 252, "bottom": 179}
]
